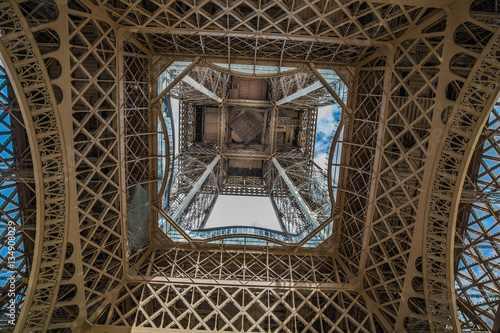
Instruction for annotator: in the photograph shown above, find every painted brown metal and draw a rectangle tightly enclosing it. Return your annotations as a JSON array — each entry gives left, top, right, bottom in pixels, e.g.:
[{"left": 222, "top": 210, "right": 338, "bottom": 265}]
[{"left": 0, "top": 0, "right": 499, "bottom": 332}]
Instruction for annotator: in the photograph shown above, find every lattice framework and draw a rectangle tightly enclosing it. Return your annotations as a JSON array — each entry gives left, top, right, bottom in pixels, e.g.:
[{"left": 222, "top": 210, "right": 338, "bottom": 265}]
[{"left": 0, "top": 0, "right": 499, "bottom": 332}]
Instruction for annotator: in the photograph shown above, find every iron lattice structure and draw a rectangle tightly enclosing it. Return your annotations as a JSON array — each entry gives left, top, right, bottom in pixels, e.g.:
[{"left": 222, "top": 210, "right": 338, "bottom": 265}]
[{"left": 0, "top": 0, "right": 499, "bottom": 332}]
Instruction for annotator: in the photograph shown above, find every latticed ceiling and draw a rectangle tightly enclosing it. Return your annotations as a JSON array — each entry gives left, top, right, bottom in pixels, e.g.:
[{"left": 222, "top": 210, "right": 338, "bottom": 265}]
[{"left": 0, "top": 0, "right": 499, "bottom": 332}]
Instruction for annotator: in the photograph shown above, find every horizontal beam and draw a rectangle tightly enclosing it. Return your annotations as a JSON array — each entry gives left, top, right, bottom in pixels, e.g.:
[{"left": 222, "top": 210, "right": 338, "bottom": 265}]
[
  {"left": 128, "top": 27, "right": 388, "bottom": 47},
  {"left": 90, "top": 326, "right": 207, "bottom": 333},
  {"left": 372, "top": 0, "right": 453, "bottom": 6},
  {"left": 224, "top": 152, "right": 270, "bottom": 159},
  {"left": 276, "top": 81, "right": 324, "bottom": 105},
  {"left": 127, "top": 275, "right": 354, "bottom": 290},
  {"left": 225, "top": 99, "right": 273, "bottom": 107},
  {"left": 160, "top": 54, "right": 353, "bottom": 69}
]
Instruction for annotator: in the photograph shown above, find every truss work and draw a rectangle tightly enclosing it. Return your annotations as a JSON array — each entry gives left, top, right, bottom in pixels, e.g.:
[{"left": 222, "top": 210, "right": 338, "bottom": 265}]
[{"left": 0, "top": 0, "right": 500, "bottom": 332}]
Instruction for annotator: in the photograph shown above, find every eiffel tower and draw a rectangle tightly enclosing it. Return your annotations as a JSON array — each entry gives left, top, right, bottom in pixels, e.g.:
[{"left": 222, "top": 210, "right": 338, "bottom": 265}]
[{"left": 0, "top": 0, "right": 500, "bottom": 332}]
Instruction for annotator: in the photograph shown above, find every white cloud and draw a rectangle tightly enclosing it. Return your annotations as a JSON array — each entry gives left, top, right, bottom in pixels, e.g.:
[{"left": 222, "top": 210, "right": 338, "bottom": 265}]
[
  {"left": 205, "top": 195, "right": 282, "bottom": 231},
  {"left": 315, "top": 153, "right": 328, "bottom": 170},
  {"left": 314, "top": 104, "right": 341, "bottom": 169}
]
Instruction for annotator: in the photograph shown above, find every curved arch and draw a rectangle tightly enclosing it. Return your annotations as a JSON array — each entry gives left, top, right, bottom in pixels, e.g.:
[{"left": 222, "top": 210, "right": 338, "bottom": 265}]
[
  {"left": 204, "top": 61, "right": 305, "bottom": 79},
  {"left": 327, "top": 119, "right": 344, "bottom": 207},
  {"left": 155, "top": 97, "right": 171, "bottom": 202},
  {"left": 424, "top": 27, "right": 500, "bottom": 333},
  {"left": 0, "top": 2, "right": 69, "bottom": 331},
  {"left": 203, "top": 234, "right": 288, "bottom": 246}
]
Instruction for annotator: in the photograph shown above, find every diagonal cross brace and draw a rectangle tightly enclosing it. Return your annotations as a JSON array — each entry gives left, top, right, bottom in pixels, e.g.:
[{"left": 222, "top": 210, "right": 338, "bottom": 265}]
[
  {"left": 272, "top": 157, "right": 319, "bottom": 228},
  {"left": 276, "top": 81, "right": 324, "bottom": 105},
  {"left": 171, "top": 155, "right": 220, "bottom": 222}
]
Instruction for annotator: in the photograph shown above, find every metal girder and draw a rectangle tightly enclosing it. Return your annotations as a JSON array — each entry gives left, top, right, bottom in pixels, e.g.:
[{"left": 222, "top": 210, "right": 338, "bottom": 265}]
[
  {"left": 171, "top": 155, "right": 220, "bottom": 221},
  {"left": 225, "top": 99, "right": 273, "bottom": 107},
  {"left": 3, "top": 0, "right": 500, "bottom": 332},
  {"left": 0, "top": 169, "right": 35, "bottom": 182},
  {"left": 126, "top": 27, "right": 386, "bottom": 47},
  {"left": 0, "top": 3, "right": 70, "bottom": 331},
  {"left": 272, "top": 158, "right": 319, "bottom": 228},
  {"left": 309, "top": 63, "right": 352, "bottom": 113},
  {"left": 103, "top": 0, "right": 439, "bottom": 65},
  {"left": 126, "top": 275, "right": 352, "bottom": 290},
  {"left": 459, "top": 190, "right": 500, "bottom": 203},
  {"left": 153, "top": 57, "right": 200, "bottom": 104},
  {"left": 181, "top": 75, "right": 223, "bottom": 103},
  {"left": 276, "top": 81, "right": 324, "bottom": 106}
]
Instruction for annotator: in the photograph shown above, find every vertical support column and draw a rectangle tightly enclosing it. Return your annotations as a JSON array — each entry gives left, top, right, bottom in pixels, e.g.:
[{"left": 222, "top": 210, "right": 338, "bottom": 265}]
[
  {"left": 150, "top": 54, "right": 160, "bottom": 223},
  {"left": 301, "top": 107, "right": 317, "bottom": 158},
  {"left": 357, "top": 52, "right": 393, "bottom": 277},
  {"left": 148, "top": 57, "right": 157, "bottom": 212},
  {"left": 116, "top": 28, "right": 129, "bottom": 262},
  {"left": 52, "top": 0, "right": 88, "bottom": 326},
  {"left": 267, "top": 105, "right": 278, "bottom": 155},
  {"left": 261, "top": 108, "right": 269, "bottom": 147},
  {"left": 219, "top": 104, "right": 227, "bottom": 151}
]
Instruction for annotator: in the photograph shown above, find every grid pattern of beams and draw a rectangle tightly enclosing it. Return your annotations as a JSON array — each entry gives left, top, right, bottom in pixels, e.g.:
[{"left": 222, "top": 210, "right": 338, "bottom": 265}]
[
  {"left": 0, "top": 52, "right": 34, "bottom": 330},
  {"left": 0, "top": 2, "right": 70, "bottom": 331},
  {"left": 101, "top": 0, "right": 435, "bottom": 64},
  {"left": 1, "top": 0, "right": 500, "bottom": 332},
  {"left": 68, "top": 12, "right": 127, "bottom": 329},
  {"left": 427, "top": 18, "right": 500, "bottom": 332},
  {"left": 88, "top": 245, "right": 388, "bottom": 331},
  {"left": 456, "top": 105, "right": 500, "bottom": 331},
  {"left": 124, "top": 47, "right": 163, "bottom": 189}
]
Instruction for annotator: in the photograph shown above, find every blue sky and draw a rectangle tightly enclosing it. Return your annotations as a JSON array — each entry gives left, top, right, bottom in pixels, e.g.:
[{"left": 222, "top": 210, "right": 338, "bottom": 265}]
[{"left": 314, "top": 104, "right": 342, "bottom": 170}]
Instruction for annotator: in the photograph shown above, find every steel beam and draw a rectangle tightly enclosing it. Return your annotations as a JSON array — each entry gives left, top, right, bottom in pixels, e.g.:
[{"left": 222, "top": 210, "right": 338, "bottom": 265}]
[
  {"left": 127, "top": 27, "right": 387, "bottom": 47},
  {"left": 309, "top": 63, "right": 351, "bottom": 113},
  {"left": 276, "top": 81, "right": 324, "bottom": 105},
  {"left": 171, "top": 155, "right": 220, "bottom": 221},
  {"left": 225, "top": 99, "right": 273, "bottom": 107},
  {"left": 182, "top": 75, "right": 223, "bottom": 103},
  {"left": 128, "top": 275, "right": 353, "bottom": 289},
  {"left": 271, "top": 158, "right": 318, "bottom": 228},
  {"left": 153, "top": 57, "right": 200, "bottom": 104},
  {"left": 456, "top": 297, "right": 491, "bottom": 332}
]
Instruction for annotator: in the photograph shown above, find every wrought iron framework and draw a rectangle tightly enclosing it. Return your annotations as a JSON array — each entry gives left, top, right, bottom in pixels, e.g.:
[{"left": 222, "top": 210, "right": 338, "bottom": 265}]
[
  {"left": 0, "top": 57, "right": 34, "bottom": 330},
  {"left": 0, "top": 0, "right": 499, "bottom": 332}
]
